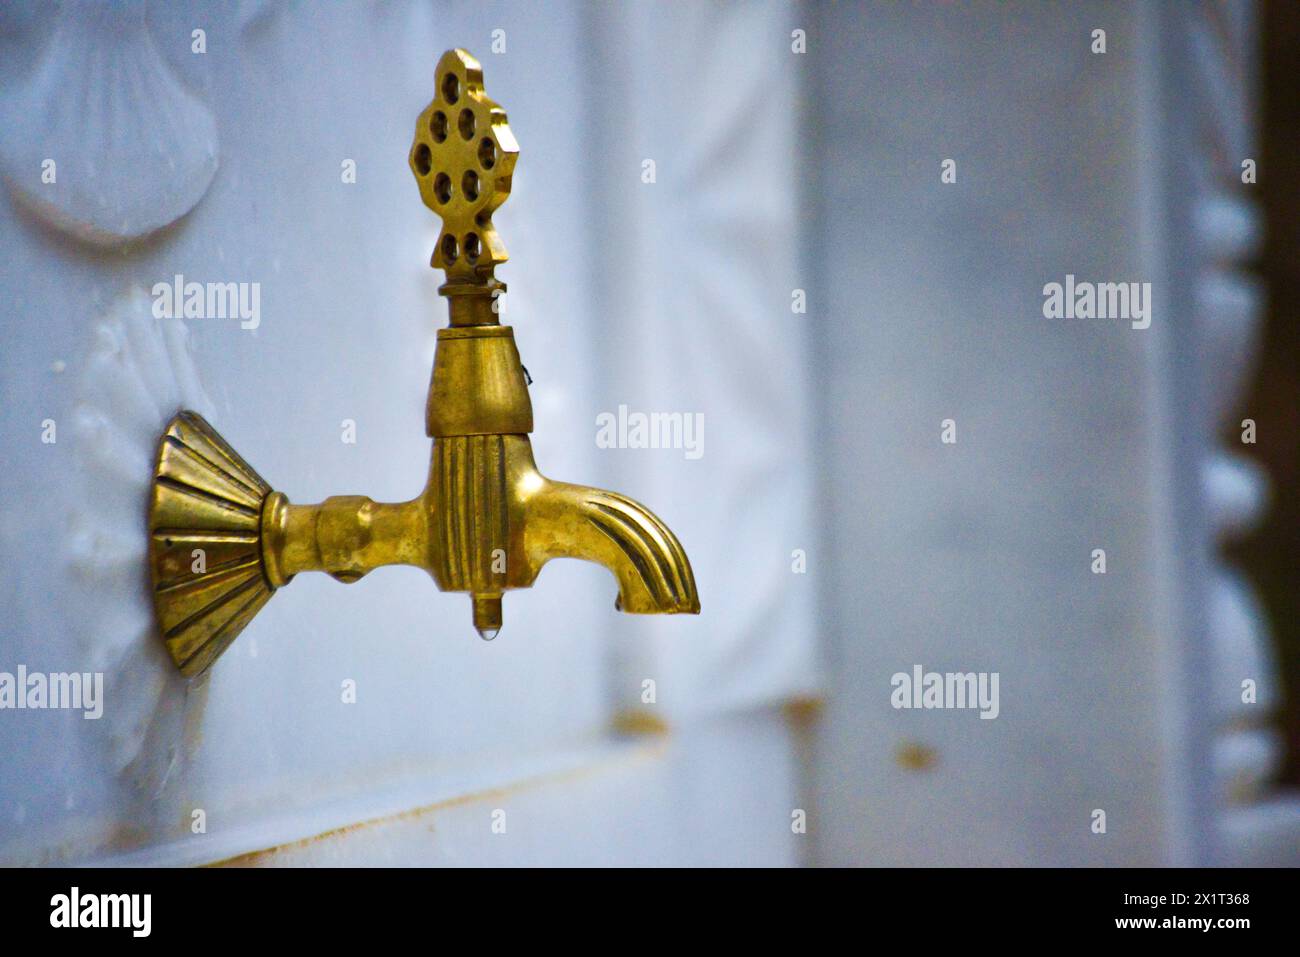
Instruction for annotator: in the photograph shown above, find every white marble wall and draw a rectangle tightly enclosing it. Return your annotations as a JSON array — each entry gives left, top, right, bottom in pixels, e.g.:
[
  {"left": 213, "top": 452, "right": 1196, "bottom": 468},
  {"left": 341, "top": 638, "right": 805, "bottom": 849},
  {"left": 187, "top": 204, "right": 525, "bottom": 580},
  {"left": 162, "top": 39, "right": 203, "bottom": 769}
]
[{"left": 0, "top": 0, "right": 812, "bottom": 865}]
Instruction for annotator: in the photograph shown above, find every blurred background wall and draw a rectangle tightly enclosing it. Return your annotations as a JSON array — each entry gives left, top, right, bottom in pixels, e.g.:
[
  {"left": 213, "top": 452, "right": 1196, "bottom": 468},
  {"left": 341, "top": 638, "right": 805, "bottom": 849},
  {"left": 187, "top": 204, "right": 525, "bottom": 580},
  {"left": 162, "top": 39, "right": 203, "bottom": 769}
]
[
  {"left": 0, "top": 0, "right": 1294, "bottom": 866},
  {"left": 806, "top": 0, "right": 1299, "bottom": 868}
]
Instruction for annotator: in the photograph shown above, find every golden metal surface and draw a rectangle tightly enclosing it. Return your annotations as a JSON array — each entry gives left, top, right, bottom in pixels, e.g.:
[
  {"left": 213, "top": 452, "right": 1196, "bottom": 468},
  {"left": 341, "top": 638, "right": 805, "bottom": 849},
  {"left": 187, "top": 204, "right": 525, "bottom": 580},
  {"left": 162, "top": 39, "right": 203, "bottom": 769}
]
[{"left": 148, "top": 49, "right": 699, "bottom": 677}]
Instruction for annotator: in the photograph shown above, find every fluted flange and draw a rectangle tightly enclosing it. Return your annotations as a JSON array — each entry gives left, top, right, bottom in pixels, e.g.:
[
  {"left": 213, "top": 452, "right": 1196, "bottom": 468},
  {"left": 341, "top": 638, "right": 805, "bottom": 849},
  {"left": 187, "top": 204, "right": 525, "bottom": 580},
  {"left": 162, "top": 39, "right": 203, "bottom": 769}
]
[{"left": 148, "top": 411, "right": 275, "bottom": 677}]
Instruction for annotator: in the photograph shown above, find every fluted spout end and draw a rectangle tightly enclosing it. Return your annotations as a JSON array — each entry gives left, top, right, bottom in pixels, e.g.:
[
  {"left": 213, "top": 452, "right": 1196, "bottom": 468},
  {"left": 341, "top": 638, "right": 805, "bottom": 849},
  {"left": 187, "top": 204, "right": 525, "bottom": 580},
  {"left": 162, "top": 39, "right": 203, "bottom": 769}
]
[
  {"left": 522, "top": 475, "right": 700, "bottom": 616},
  {"left": 591, "top": 491, "right": 701, "bottom": 616}
]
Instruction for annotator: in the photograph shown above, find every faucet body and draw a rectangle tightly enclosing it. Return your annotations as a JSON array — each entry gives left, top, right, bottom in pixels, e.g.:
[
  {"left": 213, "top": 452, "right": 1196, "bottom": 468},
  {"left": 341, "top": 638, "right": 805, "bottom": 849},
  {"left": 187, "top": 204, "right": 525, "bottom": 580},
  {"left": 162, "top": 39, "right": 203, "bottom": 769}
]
[{"left": 256, "top": 287, "right": 698, "bottom": 638}]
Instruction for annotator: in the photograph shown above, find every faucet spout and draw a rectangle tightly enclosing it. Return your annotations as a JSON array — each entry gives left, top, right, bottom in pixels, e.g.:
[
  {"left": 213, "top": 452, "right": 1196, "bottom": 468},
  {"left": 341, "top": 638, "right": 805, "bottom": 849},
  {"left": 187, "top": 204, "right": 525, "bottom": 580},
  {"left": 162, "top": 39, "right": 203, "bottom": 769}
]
[
  {"left": 419, "top": 432, "right": 699, "bottom": 634},
  {"left": 520, "top": 472, "right": 700, "bottom": 616}
]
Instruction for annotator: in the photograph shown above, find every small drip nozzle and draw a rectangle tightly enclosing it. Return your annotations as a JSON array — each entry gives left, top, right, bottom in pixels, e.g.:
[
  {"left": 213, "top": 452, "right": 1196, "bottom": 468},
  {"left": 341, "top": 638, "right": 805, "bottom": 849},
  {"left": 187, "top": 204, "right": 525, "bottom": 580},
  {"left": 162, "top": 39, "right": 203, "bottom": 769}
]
[{"left": 472, "top": 593, "right": 502, "bottom": 641}]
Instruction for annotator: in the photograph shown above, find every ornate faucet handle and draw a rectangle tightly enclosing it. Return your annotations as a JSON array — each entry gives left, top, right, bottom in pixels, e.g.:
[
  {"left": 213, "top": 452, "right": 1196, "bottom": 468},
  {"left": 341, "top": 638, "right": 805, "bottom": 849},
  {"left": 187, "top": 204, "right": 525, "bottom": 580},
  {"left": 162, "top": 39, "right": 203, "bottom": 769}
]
[
  {"left": 408, "top": 48, "right": 519, "bottom": 284},
  {"left": 147, "top": 49, "right": 698, "bottom": 678}
]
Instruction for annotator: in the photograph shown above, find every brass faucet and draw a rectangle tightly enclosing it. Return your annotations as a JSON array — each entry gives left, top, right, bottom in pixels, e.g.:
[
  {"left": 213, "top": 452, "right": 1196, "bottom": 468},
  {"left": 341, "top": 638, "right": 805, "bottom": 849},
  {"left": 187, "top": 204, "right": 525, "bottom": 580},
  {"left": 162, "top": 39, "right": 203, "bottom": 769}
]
[{"left": 148, "top": 49, "right": 699, "bottom": 677}]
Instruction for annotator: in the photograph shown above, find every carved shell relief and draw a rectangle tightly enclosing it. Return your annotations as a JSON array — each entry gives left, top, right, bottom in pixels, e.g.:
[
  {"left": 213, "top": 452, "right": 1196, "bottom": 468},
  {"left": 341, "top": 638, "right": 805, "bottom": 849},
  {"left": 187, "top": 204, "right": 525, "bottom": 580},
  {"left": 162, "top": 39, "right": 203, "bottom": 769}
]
[{"left": 0, "top": 0, "right": 218, "bottom": 247}]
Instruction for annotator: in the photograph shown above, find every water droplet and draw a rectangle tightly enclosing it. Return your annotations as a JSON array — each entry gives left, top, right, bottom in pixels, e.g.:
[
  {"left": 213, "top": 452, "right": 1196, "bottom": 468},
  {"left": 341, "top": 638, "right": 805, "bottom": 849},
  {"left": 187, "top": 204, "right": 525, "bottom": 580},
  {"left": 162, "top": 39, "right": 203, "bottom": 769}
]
[{"left": 476, "top": 627, "right": 498, "bottom": 641}]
